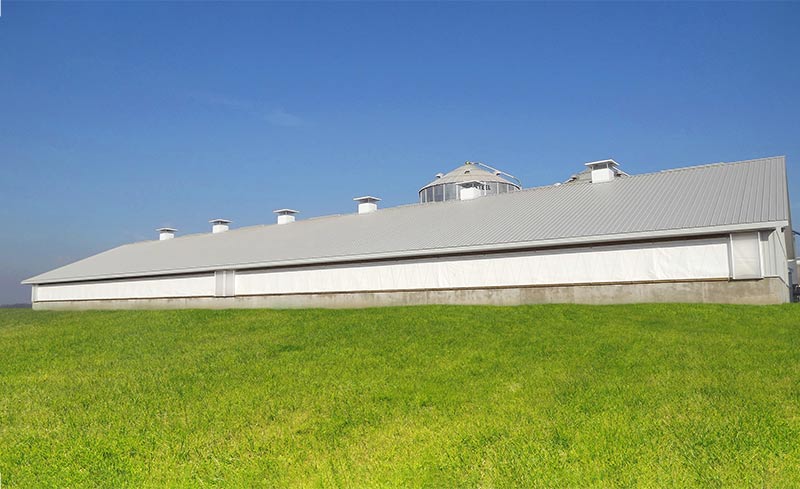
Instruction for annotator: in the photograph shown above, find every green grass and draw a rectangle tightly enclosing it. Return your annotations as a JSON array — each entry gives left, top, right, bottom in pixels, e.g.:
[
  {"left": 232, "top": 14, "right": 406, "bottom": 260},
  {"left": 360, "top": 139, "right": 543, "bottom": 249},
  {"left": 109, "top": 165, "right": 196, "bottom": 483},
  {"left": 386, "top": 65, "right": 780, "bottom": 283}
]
[{"left": 1, "top": 305, "right": 799, "bottom": 487}]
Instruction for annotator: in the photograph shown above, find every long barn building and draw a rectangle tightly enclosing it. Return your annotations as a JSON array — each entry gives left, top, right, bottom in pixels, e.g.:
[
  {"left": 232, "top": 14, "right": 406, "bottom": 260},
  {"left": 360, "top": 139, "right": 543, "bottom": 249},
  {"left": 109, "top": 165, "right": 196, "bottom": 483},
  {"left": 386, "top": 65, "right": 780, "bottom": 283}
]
[{"left": 24, "top": 156, "right": 795, "bottom": 309}]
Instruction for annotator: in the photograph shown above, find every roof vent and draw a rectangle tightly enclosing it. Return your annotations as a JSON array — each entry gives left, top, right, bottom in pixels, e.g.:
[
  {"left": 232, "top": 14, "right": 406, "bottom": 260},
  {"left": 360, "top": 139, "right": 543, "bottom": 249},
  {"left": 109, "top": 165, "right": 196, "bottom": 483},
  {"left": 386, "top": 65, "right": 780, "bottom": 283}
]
[
  {"left": 354, "top": 196, "right": 381, "bottom": 214},
  {"left": 584, "top": 159, "right": 620, "bottom": 183},
  {"left": 273, "top": 209, "right": 299, "bottom": 225},
  {"left": 157, "top": 227, "right": 176, "bottom": 240},
  {"left": 435, "top": 173, "right": 444, "bottom": 179},
  {"left": 209, "top": 219, "right": 231, "bottom": 234}
]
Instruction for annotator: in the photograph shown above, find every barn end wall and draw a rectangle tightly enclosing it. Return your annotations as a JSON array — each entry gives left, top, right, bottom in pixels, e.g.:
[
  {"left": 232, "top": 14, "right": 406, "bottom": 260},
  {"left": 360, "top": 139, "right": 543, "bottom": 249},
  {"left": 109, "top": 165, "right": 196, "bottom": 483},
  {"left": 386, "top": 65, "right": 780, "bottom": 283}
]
[{"left": 31, "top": 233, "right": 792, "bottom": 309}]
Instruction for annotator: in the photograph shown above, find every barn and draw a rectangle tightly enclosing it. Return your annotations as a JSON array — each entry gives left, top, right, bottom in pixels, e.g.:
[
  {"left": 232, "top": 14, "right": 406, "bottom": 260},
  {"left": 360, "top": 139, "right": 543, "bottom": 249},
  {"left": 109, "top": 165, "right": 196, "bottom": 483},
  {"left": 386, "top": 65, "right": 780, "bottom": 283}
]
[{"left": 23, "top": 156, "right": 795, "bottom": 309}]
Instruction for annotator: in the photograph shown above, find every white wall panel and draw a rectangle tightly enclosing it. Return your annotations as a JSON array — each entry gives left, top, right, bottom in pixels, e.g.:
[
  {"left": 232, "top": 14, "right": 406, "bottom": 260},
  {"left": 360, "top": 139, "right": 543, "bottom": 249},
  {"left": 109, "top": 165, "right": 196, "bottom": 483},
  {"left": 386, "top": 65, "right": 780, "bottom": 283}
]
[
  {"left": 36, "top": 238, "right": 734, "bottom": 303},
  {"left": 731, "top": 232, "right": 762, "bottom": 280},
  {"left": 215, "top": 270, "right": 236, "bottom": 297},
  {"left": 37, "top": 274, "right": 214, "bottom": 302},
  {"left": 236, "top": 238, "right": 731, "bottom": 295}
]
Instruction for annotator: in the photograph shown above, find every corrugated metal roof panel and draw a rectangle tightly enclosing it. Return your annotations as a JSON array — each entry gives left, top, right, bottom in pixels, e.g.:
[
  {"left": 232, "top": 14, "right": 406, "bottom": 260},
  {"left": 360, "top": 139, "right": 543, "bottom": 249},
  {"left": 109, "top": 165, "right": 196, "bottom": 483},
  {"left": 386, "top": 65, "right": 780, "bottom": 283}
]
[{"left": 24, "top": 156, "right": 790, "bottom": 284}]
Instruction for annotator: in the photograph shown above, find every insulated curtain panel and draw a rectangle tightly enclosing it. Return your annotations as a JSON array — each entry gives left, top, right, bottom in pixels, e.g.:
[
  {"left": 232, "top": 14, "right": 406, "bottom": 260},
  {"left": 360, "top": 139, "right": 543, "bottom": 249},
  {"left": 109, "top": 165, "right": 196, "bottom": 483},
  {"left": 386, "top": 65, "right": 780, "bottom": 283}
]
[{"left": 730, "top": 232, "right": 762, "bottom": 280}]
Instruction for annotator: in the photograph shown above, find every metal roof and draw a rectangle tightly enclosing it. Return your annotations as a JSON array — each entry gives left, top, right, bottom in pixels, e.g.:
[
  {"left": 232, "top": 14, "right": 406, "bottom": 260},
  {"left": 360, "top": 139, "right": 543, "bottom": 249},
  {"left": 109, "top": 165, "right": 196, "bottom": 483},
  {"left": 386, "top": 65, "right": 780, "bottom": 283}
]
[
  {"left": 419, "top": 162, "right": 520, "bottom": 192},
  {"left": 24, "top": 156, "right": 790, "bottom": 285}
]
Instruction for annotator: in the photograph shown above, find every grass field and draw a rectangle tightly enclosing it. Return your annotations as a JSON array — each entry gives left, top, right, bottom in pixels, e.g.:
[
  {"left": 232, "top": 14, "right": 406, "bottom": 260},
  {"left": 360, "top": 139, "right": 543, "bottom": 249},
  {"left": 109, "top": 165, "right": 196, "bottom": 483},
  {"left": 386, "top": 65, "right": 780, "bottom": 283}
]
[{"left": 0, "top": 305, "right": 799, "bottom": 487}]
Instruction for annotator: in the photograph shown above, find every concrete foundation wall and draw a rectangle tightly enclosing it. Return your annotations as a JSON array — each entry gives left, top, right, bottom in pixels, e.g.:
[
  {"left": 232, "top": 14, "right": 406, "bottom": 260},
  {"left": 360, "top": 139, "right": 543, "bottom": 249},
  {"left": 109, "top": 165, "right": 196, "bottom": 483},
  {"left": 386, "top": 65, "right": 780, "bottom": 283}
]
[{"left": 33, "top": 277, "right": 789, "bottom": 310}]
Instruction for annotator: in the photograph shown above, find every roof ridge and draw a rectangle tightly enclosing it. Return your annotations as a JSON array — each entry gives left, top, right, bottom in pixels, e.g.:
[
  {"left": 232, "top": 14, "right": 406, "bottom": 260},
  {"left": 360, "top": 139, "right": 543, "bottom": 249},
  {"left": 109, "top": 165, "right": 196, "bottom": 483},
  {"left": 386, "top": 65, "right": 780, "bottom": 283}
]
[
  {"left": 506, "top": 156, "right": 784, "bottom": 194},
  {"left": 655, "top": 156, "right": 783, "bottom": 174},
  {"left": 652, "top": 155, "right": 784, "bottom": 175},
  {"left": 93, "top": 156, "right": 789, "bottom": 246}
]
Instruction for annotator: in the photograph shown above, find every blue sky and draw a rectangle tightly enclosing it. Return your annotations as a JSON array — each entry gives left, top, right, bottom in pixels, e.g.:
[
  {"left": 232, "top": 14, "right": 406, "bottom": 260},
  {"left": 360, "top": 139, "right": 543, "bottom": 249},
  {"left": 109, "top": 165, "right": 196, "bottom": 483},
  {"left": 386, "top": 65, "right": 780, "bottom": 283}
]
[{"left": 1, "top": 1, "right": 799, "bottom": 304}]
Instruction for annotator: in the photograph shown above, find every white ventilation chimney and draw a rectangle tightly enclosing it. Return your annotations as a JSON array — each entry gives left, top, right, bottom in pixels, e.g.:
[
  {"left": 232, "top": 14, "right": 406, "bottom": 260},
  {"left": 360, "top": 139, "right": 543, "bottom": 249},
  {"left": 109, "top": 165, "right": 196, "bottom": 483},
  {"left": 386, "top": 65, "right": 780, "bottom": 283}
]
[
  {"left": 458, "top": 181, "right": 483, "bottom": 200},
  {"left": 273, "top": 209, "right": 299, "bottom": 225},
  {"left": 210, "top": 219, "right": 231, "bottom": 233},
  {"left": 354, "top": 196, "right": 381, "bottom": 214},
  {"left": 157, "top": 227, "right": 176, "bottom": 240},
  {"left": 585, "top": 159, "right": 619, "bottom": 183}
]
